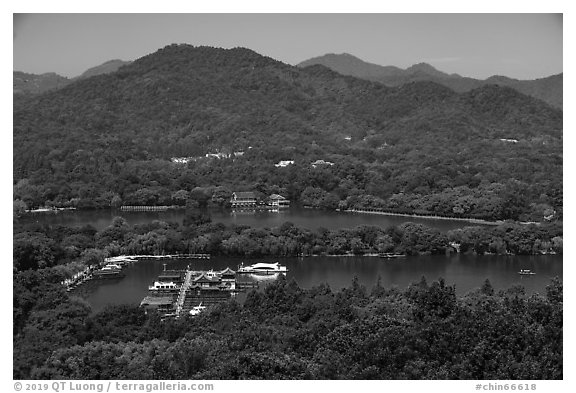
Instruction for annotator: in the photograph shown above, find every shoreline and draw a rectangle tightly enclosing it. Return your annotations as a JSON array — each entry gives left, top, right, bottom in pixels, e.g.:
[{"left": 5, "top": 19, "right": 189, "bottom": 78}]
[
  {"left": 344, "top": 209, "right": 505, "bottom": 226},
  {"left": 21, "top": 206, "right": 545, "bottom": 228}
]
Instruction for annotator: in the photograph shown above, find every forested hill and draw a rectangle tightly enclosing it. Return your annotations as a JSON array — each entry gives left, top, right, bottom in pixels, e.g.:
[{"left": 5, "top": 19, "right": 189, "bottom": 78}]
[
  {"left": 13, "top": 59, "right": 130, "bottom": 95},
  {"left": 74, "top": 59, "right": 131, "bottom": 80},
  {"left": 13, "top": 71, "right": 70, "bottom": 95},
  {"left": 13, "top": 44, "right": 563, "bottom": 221},
  {"left": 298, "top": 53, "right": 563, "bottom": 109}
]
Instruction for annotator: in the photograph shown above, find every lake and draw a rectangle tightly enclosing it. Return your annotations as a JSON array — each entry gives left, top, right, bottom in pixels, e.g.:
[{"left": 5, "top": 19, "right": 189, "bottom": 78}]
[
  {"left": 73, "top": 254, "right": 563, "bottom": 313},
  {"left": 23, "top": 207, "right": 490, "bottom": 232},
  {"left": 28, "top": 208, "right": 561, "bottom": 313}
]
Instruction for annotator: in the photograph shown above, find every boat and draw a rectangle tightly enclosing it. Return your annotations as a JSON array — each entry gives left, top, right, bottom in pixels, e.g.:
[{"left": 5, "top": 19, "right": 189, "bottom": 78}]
[
  {"left": 237, "top": 262, "right": 288, "bottom": 275},
  {"left": 518, "top": 269, "right": 536, "bottom": 275},
  {"left": 378, "top": 253, "right": 406, "bottom": 258},
  {"left": 104, "top": 256, "right": 138, "bottom": 265},
  {"left": 104, "top": 263, "right": 123, "bottom": 270},
  {"left": 148, "top": 281, "right": 179, "bottom": 291},
  {"left": 92, "top": 266, "right": 125, "bottom": 279},
  {"left": 246, "top": 273, "right": 280, "bottom": 281},
  {"left": 189, "top": 303, "right": 207, "bottom": 316}
]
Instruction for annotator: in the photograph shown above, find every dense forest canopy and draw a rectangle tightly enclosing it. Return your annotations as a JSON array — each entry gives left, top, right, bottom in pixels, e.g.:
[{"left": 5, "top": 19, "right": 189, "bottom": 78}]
[{"left": 13, "top": 44, "right": 562, "bottom": 222}]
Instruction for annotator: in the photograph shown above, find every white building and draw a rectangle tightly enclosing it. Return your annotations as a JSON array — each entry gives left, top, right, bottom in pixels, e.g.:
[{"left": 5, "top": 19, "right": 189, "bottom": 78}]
[
  {"left": 311, "top": 159, "right": 335, "bottom": 168},
  {"left": 275, "top": 160, "right": 294, "bottom": 168},
  {"left": 269, "top": 194, "right": 290, "bottom": 208},
  {"left": 171, "top": 157, "right": 194, "bottom": 164}
]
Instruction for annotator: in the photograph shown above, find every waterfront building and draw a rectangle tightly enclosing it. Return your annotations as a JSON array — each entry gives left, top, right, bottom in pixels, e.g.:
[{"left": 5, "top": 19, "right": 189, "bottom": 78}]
[
  {"left": 230, "top": 191, "right": 257, "bottom": 207},
  {"left": 140, "top": 296, "right": 175, "bottom": 314},
  {"left": 220, "top": 267, "right": 236, "bottom": 290},
  {"left": 269, "top": 194, "right": 290, "bottom": 208}
]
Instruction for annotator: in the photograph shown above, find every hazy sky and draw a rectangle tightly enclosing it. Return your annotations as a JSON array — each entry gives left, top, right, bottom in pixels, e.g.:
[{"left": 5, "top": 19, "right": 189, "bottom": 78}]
[{"left": 13, "top": 13, "right": 562, "bottom": 80}]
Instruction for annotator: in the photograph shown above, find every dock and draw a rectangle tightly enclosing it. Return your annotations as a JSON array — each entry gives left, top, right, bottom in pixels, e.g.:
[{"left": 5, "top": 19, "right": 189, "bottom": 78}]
[
  {"left": 120, "top": 205, "right": 173, "bottom": 211},
  {"left": 175, "top": 270, "right": 193, "bottom": 315},
  {"left": 135, "top": 254, "right": 210, "bottom": 260}
]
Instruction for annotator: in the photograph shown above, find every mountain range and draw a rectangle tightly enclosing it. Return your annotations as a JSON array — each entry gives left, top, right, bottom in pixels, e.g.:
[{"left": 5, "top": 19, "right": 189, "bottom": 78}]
[
  {"left": 297, "top": 53, "right": 562, "bottom": 109},
  {"left": 13, "top": 44, "right": 562, "bottom": 219},
  {"left": 14, "top": 52, "right": 562, "bottom": 110},
  {"left": 13, "top": 59, "right": 131, "bottom": 95},
  {"left": 14, "top": 45, "right": 561, "bottom": 159}
]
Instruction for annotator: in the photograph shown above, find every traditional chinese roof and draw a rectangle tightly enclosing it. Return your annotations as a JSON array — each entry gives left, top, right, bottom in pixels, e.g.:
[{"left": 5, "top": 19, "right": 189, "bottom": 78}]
[
  {"left": 269, "top": 194, "right": 287, "bottom": 200},
  {"left": 193, "top": 272, "right": 220, "bottom": 283},
  {"left": 220, "top": 267, "right": 236, "bottom": 276},
  {"left": 233, "top": 191, "right": 256, "bottom": 199}
]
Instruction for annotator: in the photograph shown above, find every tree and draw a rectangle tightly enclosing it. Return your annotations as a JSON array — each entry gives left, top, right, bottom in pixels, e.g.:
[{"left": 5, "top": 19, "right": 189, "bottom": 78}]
[
  {"left": 110, "top": 194, "right": 123, "bottom": 208},
  {"left": 171, "top": 189, "right": 189, "bottom": 206},
  {"left": 546, "top": 277, "right": 562, "bottom": 304},
  {"left": 189, "top": 187, "right": 212, "bottom": 208},
  {"left": 13, "top": 232, "right": 56, "bottom": 270},
  {"left": 13, "top": 199, "right": 28, "bottom": 218},
  {"left": 375, "top": 235, "right": 395, "bottom": 253}
]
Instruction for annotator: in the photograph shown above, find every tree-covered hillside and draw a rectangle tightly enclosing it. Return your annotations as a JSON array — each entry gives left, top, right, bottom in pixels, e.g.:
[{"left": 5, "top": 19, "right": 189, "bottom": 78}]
[{"left": 13, "top": 44, "right": 562, "bottom": 221}]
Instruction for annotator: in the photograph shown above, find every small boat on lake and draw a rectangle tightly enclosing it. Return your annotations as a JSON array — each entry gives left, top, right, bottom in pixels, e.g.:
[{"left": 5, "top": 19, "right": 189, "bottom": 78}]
[
  {"left": 237, "top": 262, "right": 288, "bottom": 275},
  {"left": 378, "top": 253, "right": 406, "bottom": 258},
  {"left": 518, "top": 269, "right": 536, "bottom": 275}
]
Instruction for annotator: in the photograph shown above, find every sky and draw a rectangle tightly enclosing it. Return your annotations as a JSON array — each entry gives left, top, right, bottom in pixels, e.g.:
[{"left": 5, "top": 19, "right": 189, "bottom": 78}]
[{"left": 13, "top": 13, "right": 562, "bottom": 80}]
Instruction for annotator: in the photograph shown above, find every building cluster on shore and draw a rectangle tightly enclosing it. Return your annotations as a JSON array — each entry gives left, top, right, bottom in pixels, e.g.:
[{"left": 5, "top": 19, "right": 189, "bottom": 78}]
[
  {"left": 140, "top": 265, "right": 260, "bottom": 318},
  {"left": 62, "top": 254, "right": 211, "bottom": 291},
  {"left": 230, "top": 191, "right": 290, "bottom": 208}
]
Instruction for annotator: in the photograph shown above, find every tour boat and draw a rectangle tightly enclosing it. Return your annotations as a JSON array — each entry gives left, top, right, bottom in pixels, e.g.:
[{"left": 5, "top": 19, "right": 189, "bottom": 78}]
[
  {"left": 237, "top": 262, "right": 288, "bottom": 275},
  {"left": 518, "top": 269, "right": 536, "bottom": 275},
  {"left": 92, "top": 265, "right": 125, "bottom": 278},
  {"left": 104, "top": 263, "right": 123, "bottom": 270},
  {"left": 247, "top": 273, "right": 280, "bottom": 281}
]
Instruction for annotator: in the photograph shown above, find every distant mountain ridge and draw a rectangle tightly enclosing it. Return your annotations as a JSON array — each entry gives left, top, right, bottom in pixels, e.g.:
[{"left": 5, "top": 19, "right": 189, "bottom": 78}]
[
  {"left": 13, "top": 59, "right": 131, "bottom": 95},
  {"left": 297, "top": 53, "right": 562, "bottom": 109},
  {"left": 13, "top": 71, "right": 70, "bottom": 95},
  {"left": 74, "top": 59, "right": 132, "bottom": 80}
]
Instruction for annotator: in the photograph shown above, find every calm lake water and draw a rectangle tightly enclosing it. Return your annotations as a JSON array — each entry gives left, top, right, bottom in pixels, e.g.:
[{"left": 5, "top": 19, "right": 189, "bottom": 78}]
[
  {"left": 24, "top": 207, "right": 489, "bottom": 232},
  {"left": 73, "top": 254, "right": 563, "bottom": 313},
  {"left": 28, "top": 209, "right": 561, "bottom": 313}
]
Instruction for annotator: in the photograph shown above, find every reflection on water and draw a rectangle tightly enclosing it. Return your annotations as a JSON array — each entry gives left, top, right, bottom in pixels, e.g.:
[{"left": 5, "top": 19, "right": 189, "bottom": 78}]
[{"left": 74, "top": 254, "right": 563, "bottom": 314}]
